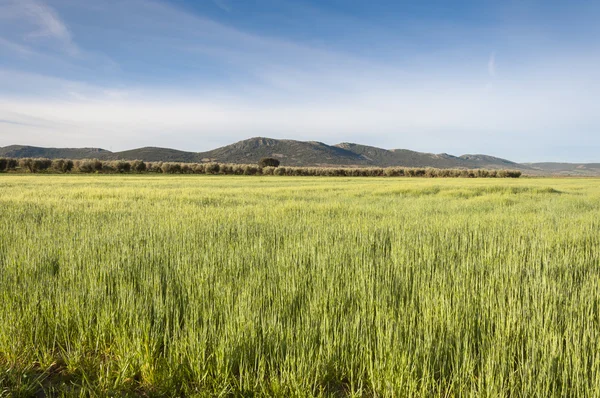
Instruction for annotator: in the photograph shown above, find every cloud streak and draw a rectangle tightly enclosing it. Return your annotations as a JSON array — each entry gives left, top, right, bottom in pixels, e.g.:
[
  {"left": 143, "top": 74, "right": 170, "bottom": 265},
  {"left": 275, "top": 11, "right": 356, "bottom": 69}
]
[
  {"left": 0, "top": 37, "right": 35, "bottom": 55},
  {"left": 488, "top": 52, "right": 496, "bottom": 77},
  {"left": 1, "top": 0, "right": 78, "bottom": 55},
  {"left": 212, "top": 0, "right": 231, "bottom": 12}
]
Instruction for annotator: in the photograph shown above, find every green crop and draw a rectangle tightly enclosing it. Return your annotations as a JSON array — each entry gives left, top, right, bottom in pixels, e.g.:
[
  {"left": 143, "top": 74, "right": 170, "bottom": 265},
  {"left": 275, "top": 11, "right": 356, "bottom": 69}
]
[{"left": 1, "top": 175, "right": 599, "bottom": 396}]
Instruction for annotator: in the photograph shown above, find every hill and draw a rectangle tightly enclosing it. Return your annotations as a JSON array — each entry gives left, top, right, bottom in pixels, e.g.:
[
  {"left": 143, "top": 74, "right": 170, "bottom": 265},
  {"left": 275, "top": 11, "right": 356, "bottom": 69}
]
[
  {"left": 0, "top": 138, "right": 597, "bottom": 175},
  {"left": 525, "top": 162, "right": 600, "bottom": 176},
  {"left": 336, "top": 143, "right": 472, "bottom": 168},
  {"left": 196, "top": 138, "right": 363, "bottom": 166},
  {"left": 112, "top": 147, "right": 198, "bottom": 163},
  {"left": 458, "top": 154, "right": 522, "bottom": 169},
  {"left": 0, "top": 145, "right": 110, "bottom": 159}
]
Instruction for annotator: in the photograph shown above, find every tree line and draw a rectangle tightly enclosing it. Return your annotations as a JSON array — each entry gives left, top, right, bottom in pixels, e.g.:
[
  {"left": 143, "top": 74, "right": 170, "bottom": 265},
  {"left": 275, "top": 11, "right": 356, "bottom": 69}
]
[{"left": 0, "top": 157, "right": 522, "bottom": 178}]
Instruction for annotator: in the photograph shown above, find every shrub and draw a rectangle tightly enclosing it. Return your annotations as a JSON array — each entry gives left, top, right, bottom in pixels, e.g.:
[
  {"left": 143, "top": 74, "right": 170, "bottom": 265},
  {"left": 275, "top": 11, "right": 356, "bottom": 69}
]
[
  {"left": 51, "top": 159, "right": 63, "bottom": 173},
  {"left": 161, "top": 163, "right": 181, "bottom": 174},
  {"left": 148, "top": 162, "right": 163, "bottom": 173},
  {"left": 332, "top": 168, "right": 345, "bottom": 177},
  {"left": 51, "top": 159, "right": 74, "bottom": 173},
  {"left": 244, "top": 165, "right": 259, "bottom": 175},
  {"left": 35, "top": 159, "right": 52, "bottom": 172},
  {"left": 262, "top": 166, "right": 276, "bottom": 175},
  {"left": 76, "top": 160, "right": 91, "bottom": 173},
  {"left": 368, "top": 168, "right": 384, "bottom": 177},
  {"left": 258, "top": 157, "right": 280, "bottom": 168},
  {"left": 205, "top": 163, "right": 220, "bottom": 175},
  {"left": 6, "top": 159, "right": 18, "bottom": 171},
  {"left": 95, "top": 160, "right": 104, "bottom": 172},
  {"left": 112, "top": 161, "right": 131, "bottom": 173},
  {"left": 425, "top": 168, "right": 438, "bottom": 178},
  {"left": 102, "top": 163, "right": 116, "bottom": 173},
  {"left": 74, "top": 160, "right": 83, "bottom": 172},
  {"left": 476, "top": 169, "right": 489, "bottom": 178},
  {"left": 437, "top": 169, "right": 450, "bottom": 178},
  {"left": 0, "top": 157, "right": 17, "bottom": 172},
  {"left": 18, "top": 158, "right": 51, "bottom": 173},
  {"left": 77, "top": 159, "right": 102, "bottom": 173},
  {"left": 220, "top": 164, "right": 234, "bottom": 175},
  {"left": 131, "top": 160, "right": 146, "bottom": 173},
  {"left": 274, "top": 167, "right": 286, "bottom": 176},
  {"left": 192, "top": 164, "right": 205, "bottom": 174},
  {"left": 19, "top": 158, "right": 34, "bottom": 172},
  {"left": 161, "top": 163, "right": 172, "bottom": 174},
  {"left": 292, "top": 167, "right": 304, "bottom": 176}
]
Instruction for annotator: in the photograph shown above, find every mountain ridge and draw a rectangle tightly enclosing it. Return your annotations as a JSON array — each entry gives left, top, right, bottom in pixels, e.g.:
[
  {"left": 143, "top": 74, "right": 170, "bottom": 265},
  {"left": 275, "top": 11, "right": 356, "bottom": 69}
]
[{"left": 0, "top": 137, "right": 597, "bottom": 175}]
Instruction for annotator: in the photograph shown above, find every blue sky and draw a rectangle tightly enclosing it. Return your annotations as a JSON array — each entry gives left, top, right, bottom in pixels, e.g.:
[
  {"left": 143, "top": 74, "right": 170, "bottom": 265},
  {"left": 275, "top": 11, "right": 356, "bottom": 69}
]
[{"left": 0, "top": 0, "right": 599, "bottom": 162}]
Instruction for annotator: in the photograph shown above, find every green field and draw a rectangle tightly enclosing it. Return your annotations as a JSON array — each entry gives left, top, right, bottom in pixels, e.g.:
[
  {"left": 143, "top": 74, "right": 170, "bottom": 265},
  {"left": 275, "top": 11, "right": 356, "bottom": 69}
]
[{"left": 1, "top": 176, "right": 599, "bottom": 397}]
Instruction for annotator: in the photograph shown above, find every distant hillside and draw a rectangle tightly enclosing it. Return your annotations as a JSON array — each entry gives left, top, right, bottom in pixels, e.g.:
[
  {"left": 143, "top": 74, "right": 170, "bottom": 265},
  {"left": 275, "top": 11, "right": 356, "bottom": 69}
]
[
  {"left": 525, "top": 163, "right": 600, "bottom": 176},
  {"left": 458, "top": 154, "right": 522, "bottom": 169},
  {"left": 1, "top": 138, "right": 597, "bottom": 175},
  {"left": 197, "top": 138, "right": 364, "bottom": 166},
  {"left": 0, "top": 145, "right": 110, "bottom": 159},
  {"left": 336, "top": 143, "right": 472, "bottom": 168},
  {"left": 112, "top": 147, "right": 198, "bottom": 162}
]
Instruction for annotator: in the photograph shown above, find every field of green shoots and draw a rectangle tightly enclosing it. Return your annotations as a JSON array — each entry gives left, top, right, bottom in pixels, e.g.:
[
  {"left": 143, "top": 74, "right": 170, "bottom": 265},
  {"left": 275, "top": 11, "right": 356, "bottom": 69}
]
[{"left": 1, "top": 175, "right": 599, "bottom": 397}]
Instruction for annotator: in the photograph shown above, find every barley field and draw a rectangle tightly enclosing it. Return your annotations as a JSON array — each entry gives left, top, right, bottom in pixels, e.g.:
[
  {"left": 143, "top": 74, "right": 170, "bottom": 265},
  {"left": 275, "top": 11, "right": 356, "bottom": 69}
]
[{"left": 1, "top": 175, "right": 599, "bottom": 397}]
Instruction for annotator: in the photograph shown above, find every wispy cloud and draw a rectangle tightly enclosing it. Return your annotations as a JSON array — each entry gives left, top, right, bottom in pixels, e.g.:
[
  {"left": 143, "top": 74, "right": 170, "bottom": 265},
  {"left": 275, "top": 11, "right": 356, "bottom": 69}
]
[
  {"left": 0, "top": 118, "right": 37, "bottom": 127},
  {"left": 488, "top": 52, "right": 496, "bottom": 77},
  {"left": 21, "top": 0, "right": 70, "bottom": 39},
  {"left": 2, "top": 0, "right": 78, "bottom": 55},
  {"left": 0, "top": 37, "right": 35, "bottom": 55},
  {"left": 212, "top": 0, "right": 231, "bottom": 12}
]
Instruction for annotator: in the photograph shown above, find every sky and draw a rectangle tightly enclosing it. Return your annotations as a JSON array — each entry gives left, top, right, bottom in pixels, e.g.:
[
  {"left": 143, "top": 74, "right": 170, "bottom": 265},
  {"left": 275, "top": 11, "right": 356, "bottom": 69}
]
[{"left": 0, "top": 0, "right": 599, "bottom": 162}]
